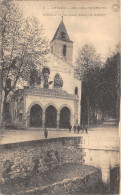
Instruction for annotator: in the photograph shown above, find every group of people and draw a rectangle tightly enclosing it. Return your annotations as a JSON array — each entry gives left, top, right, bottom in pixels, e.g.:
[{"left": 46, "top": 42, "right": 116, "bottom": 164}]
[
  {"left": 69, "top": 123, "right": 88, "bottom": 134},
  {"left": 43, "top": 123, "right": 88, "bottom": 139}
]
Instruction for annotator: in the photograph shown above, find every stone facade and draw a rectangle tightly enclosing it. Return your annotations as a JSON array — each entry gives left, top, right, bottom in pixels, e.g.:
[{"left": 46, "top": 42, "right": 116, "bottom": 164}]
[
  {"left": 50, "top": 39, "right": 73, "bottom": 64},
  {"left": 9, "top": 19, "right": 81, "bottom": 129}
]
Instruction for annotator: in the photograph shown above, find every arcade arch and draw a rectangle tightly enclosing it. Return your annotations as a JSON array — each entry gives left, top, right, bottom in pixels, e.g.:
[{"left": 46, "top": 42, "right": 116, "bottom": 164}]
[
  {"left": 27, "top": 102, "right": 73, "bottom": 129},
  {"left": 30, "top": 104, "right": 43, "bottom": 127},
  {"left": 45, "top": 105, "right": 57, "bottom": 128},
  {"left": 59, "top": 106, "right": 71, "bottom": 129}
]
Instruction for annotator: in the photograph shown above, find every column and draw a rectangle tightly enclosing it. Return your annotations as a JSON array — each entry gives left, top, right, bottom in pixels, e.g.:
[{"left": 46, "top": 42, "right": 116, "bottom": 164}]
[
  {"left": 26, "top": 111, "right": 30, "bottom": 128},
  {"left": 42, "top": 111, "right": 45, "bottom": 128},
  {"left": 101, "top": 167, "right": 110, "bottom": 191},
  {"left": 70, "top": 113, "right": 74, "bottom": 127},
  {"left": 57, "top": 111, "right": 60, "bottom": 130},
  {"left": 74, "top": 99, "right": 78, "bottom": 125},
  {"left": 23, "top": 95, "right": 26, "bottom": 129}
]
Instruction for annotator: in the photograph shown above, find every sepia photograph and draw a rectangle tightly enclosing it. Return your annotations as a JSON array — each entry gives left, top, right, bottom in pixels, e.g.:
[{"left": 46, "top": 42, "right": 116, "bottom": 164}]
[{"left": 0, "top": 0, "right": 120, "bottom": 194}]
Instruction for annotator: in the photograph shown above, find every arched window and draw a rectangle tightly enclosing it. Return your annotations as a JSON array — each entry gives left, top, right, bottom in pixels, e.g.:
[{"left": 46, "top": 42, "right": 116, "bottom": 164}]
[
  {"left": 63, "top": 45, "right": 66, "bottom": 57},
  {"left": 42, "top": 67, "right": 50, "bottom": 75},
  {"left": 54, "top": 74, "right": 63, "bottom": 88},
  {"left": 75, "top": 87, "right": 78, "bottom": 95}
]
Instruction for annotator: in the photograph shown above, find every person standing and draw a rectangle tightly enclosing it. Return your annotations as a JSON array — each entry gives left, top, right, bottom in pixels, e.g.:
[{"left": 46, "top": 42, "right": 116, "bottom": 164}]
[
  {"left": 73, "top": 125, "right": 76, "bottom": 134},
  {"left": 85, "top": 123, "right": 88, "bottom": 134},
  {"left": 77, "top": 124, "right": 81, "bottom": 134},
  {"left": 82, "top": 121, "right": 88, "bottom": 134},
  {"left": 68, "top": 124, "right": 72, "bottom": 133}
]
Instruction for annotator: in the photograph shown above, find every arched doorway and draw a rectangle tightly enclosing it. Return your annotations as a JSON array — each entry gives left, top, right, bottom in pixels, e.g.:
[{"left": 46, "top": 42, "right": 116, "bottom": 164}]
[
  {"left": 30, "top": 104, "right": 42, "bottom": 127},
  {"left": 45, "top": 105, "right": 57, "bottom": 128},
  {"left": 59, "top": 107, "right": 71, "bottom": 129}
]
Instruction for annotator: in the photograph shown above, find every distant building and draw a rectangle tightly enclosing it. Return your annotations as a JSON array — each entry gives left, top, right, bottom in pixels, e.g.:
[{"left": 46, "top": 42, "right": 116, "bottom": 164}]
[{"left": 9, "top": 18, "right": 81, "bottom": 129}]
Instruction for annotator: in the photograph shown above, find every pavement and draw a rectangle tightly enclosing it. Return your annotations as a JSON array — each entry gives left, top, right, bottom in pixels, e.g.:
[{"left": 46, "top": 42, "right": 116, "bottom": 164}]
[{"left": 0, "top": 120, "right": 120, "bottom": 147}]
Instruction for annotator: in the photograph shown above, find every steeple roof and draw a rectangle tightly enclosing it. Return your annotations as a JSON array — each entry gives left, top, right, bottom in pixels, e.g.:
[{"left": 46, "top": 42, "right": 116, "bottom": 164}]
[{"left": 51, "top": 18, "right": 73, "bottom": 43}]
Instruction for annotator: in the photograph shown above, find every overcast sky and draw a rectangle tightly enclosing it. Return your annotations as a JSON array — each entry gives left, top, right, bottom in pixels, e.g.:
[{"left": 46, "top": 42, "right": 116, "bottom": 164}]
[{"left": 17, "top": 0, "right": 120, "bottom": 61}]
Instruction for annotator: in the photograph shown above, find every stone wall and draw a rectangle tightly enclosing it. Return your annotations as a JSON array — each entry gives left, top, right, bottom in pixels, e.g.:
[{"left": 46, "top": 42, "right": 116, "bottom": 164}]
[
  {"left": 50, "top": 39, "right": 73, "bottom": 64},
  {"left": 0, "top": 137, "right": 84, "bottom": 184},
  {"left": 22, "top": 169, "right": 101, "bottom": 194}
]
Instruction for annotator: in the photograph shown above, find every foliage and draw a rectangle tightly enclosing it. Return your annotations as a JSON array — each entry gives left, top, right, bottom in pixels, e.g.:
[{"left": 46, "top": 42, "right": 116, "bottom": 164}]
[
  {"left": 1, "top": 1, "right": 48, "bottom": 94},
  {"left": 75, "top": 43, "right": 120, "bottom": 124},
  {"left": 30, "top": 69, "right": 42, "bottom": 86},
  {"left": 75, "top": 44, "right": 102, "bottom": 81},
  {"left": 0, "top": 1, "right": 49, "bottom": 123},
  {"left": 98, "top": 52, "right": 120, "bottom": 118}
]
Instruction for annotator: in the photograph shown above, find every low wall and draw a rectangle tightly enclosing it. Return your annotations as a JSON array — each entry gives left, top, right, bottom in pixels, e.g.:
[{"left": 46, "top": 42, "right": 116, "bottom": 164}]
[
  {"left": 81, "top": 135, "right": 120, "bottom": 150},
  {"left": 0, "top": 137, "right": 84, "bottom": 183},
  {"left": 22, "top": 169, "right": 101, "bottom": 194}
]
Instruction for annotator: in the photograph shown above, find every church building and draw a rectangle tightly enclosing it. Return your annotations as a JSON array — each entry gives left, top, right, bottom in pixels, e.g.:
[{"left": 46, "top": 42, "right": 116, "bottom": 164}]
[{"left": 9, "top": 18, "right": 81, "bottom": 129}]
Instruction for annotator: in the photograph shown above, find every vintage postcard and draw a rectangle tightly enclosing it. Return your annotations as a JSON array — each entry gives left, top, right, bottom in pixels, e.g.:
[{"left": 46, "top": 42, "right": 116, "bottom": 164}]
[{"left": 0, "top": 0, "right": 120, "bottom": 194}]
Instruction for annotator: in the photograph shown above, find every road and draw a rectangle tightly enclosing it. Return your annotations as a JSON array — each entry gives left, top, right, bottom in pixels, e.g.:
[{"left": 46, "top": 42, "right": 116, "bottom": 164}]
[{"left": 0, "top": 120, "right": 119, "bottom": 146}]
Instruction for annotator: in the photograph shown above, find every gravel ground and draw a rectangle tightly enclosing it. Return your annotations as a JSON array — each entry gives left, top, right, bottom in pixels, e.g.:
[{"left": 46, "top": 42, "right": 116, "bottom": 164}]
[{"left": 0, "top": 121, "right": 119, "bottom": 145}]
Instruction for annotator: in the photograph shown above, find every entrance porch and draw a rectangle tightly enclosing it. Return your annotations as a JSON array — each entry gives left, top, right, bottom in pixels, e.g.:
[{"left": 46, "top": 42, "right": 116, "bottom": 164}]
[{"left": 28, "top": 103, "right": 72, "bottom": 129}]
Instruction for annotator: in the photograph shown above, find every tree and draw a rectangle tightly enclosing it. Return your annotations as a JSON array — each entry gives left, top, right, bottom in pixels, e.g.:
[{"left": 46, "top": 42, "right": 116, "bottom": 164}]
[
  {"left": 75, "top": 44, "right": 102, "bottom": 81},
  {"left": 98, "top": 52, "right": 120, "bottom": 120},
  {"left": 75, "top": 44, "right": 102, "bottom": 125},
  {"left": 75, "top": 43, "right": 120, "bottom": 125},
  {"left": 0, "top": 1, "right": 49, "bottom": 124},
  {"left": 30, "top": 68, "right": 42, "bottom": 87}
]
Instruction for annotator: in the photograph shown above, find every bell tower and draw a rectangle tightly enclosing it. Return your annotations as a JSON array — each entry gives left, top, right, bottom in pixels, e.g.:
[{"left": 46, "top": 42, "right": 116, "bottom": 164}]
[{"left": 50, "top": 17, "right": 73, "bottom": 64}]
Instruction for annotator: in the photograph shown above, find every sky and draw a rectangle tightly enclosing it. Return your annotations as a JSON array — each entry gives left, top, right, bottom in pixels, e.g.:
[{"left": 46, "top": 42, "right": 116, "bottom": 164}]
[{"left": 17, "top": 0, "right": 120, "bottom": 61}]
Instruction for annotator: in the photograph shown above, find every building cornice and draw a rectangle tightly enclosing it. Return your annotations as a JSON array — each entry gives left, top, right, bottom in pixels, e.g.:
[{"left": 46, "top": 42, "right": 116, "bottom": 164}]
[{"left": 24, "top": 88, "right": 79, "bottom": 101}]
